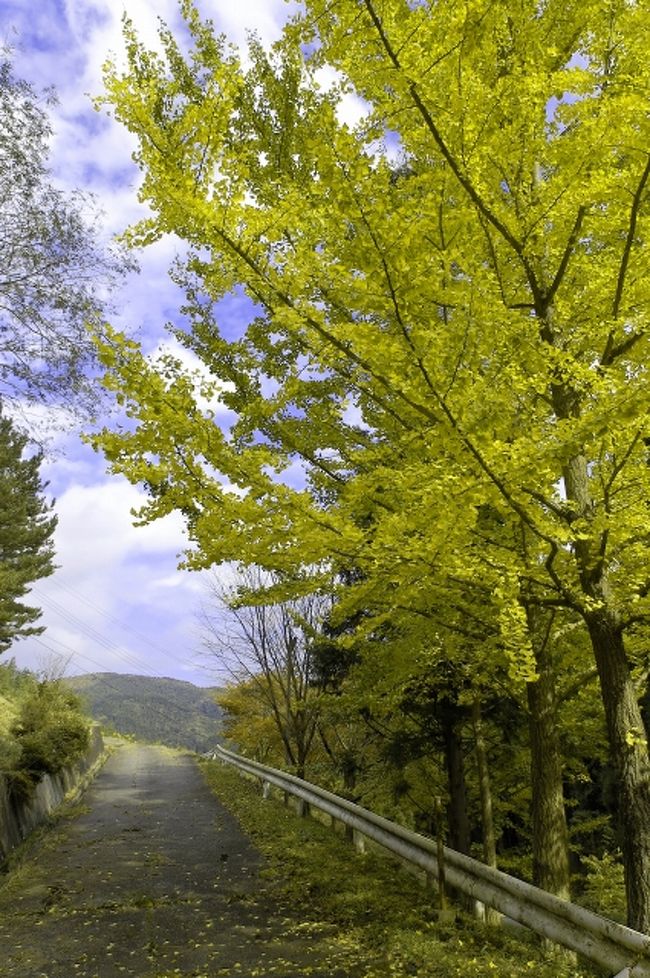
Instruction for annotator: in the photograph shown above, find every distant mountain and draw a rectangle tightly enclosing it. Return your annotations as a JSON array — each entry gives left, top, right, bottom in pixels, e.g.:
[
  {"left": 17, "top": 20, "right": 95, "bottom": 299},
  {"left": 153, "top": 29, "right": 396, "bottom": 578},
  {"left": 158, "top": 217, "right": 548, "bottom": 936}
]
[{"left": 65, "top": 673, "right": 223, "bottom": 753}]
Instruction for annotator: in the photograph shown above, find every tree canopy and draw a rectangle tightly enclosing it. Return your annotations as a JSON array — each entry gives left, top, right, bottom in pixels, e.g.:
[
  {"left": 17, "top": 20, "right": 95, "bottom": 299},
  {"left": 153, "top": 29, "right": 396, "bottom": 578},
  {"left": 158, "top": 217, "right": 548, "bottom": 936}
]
[{"left": 92, "top": 0, "right": 650, "bottom": 930}]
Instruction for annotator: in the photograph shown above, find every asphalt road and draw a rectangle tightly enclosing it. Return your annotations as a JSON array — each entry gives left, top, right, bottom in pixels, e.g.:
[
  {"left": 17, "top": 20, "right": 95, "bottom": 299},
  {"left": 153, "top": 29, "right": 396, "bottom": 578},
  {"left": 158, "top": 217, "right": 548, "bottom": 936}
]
[{"left": 0, "top": 743, "right": 351, "bottom": 978}]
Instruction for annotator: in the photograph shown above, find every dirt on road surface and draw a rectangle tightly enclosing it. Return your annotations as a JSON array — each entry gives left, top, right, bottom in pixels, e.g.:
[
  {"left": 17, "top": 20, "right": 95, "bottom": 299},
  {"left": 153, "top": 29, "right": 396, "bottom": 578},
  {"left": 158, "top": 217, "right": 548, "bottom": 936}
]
[{"left": 0, "top": 743, "right": 352, "bottom": 978}]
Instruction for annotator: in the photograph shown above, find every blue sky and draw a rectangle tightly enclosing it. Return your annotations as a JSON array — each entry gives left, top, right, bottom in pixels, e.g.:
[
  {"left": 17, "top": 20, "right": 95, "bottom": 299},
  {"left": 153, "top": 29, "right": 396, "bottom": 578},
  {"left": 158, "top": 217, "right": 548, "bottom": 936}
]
[{"left": 2, "top": 0, "right": 301, "bottom": 687}]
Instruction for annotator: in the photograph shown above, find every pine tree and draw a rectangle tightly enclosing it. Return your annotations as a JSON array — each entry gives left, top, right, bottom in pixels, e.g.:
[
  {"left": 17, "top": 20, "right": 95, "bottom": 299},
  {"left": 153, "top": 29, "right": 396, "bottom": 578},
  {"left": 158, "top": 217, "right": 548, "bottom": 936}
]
[{"left": 0, "top": 410, "right": 56, "bottom": 651}]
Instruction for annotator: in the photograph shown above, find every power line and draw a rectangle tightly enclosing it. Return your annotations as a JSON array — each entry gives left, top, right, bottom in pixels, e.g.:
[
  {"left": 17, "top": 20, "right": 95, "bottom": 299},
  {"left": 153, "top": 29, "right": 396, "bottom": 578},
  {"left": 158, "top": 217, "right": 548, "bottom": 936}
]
[
  {"left": 33, "top": 592, "right": 163, "bottom": 678},
  {"left": 46, "top": 577, "right": 199, "bottom": 670},
  {"left": 31, "top": 584, "right": 202, "bottom": 680},
  {"left": 32, "top": 636, "right": 146, "bottom": 694}
]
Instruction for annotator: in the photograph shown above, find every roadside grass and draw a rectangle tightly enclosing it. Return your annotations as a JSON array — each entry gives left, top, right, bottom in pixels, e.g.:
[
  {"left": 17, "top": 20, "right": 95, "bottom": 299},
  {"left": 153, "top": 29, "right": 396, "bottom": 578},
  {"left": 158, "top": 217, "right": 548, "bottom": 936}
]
[{"left": 200, "top": 760, "right": 590, "bottom": 978}]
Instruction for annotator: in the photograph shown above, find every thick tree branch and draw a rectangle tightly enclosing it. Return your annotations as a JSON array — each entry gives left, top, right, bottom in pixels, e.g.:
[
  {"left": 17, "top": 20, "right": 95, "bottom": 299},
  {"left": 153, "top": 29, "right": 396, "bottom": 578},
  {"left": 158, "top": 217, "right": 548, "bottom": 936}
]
[
  {"left": 545, "top": 205, "right": 588, "bottom": 305},
  {"left": 612, "top": 154, "right": 650, "bottom": 321}
]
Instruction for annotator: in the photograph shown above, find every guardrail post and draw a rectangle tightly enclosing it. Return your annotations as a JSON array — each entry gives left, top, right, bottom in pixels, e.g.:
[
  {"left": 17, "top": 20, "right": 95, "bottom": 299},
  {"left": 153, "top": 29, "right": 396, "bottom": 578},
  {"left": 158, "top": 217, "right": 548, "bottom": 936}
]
[
  {"left": 353, "top": 829, "right": 366, "bottom": 854},
  {"left": 296, "top": 797, "right": 308, "bottom": 818},
  {"left": 437, "top": 828, "right": 447, "bottom": 909},
  {"left": 331, "top": 816, "right": 354, "bottom": 841},
  {"left": 262, "top": 780, "right": 271, "bottom": 800},
  {"left": 435, "top": 796, "right": 449, "bottom": 914}
]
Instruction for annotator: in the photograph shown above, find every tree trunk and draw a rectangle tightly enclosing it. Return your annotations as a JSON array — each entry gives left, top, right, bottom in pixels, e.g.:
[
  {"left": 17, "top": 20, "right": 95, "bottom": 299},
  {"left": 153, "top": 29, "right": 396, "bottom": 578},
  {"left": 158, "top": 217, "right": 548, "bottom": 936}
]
[
  {"left": 471, "top": 694, "right": 497, "bottom": 870},
  {"left": 294, "top": 749, "right": 309, "bottom": 816},
  {"left": 441, "top": 706, "right": 471, "bottom": 856},
  {"left": 587, "top": 612, "right": 650, "bottom": 932},
  {"left": 552, "top": 412, "right": 650, "bottom": 928},
  {"left": 526, "top": 646, "right": 571, "bottom": 901},
  {"left": 472, "top": 694, "right": 501, "bottom": 926},
  {"left": 342, "top": 754, "right": 357, "bottom": 841}
]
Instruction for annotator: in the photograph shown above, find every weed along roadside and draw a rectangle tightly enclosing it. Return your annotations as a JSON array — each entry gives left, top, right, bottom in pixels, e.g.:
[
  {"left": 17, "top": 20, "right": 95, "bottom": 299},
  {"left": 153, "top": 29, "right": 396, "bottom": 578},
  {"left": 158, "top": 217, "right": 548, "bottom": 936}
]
[
  {"left": 200, "top": 758, "right": 592, "bottom": 978},
  {"left": 205, "top": 747, "right": 650, "bottom": 976}
]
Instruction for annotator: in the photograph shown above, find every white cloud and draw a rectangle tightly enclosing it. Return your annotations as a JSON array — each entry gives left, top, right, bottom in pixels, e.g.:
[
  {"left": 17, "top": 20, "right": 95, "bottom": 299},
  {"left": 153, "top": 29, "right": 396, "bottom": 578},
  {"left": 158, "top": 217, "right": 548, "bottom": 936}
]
[
  {"left": 152, "top": 573, "right": 199, "bottom": 590},
  {"left": 312, "top": 64, "right": 371, "bottom": 129},
  {"left": 12, "top": 461, "right": 213, "bottom": 684},
  {"left": 54, "top": 479, "right": 185, "bottom": 564},
  {"left": 202, "top": 0, "right": 300, "bottom": 49}
]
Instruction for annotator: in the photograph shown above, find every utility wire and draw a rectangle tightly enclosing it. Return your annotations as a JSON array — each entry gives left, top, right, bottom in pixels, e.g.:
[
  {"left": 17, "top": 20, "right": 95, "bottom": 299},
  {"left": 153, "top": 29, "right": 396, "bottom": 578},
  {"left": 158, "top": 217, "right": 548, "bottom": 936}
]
[
  {"left": 31, "top": 585, "right": 201, "bottom": 679},
  {"left": 46, "top": 577, "right": 199, "bottom": 670}
]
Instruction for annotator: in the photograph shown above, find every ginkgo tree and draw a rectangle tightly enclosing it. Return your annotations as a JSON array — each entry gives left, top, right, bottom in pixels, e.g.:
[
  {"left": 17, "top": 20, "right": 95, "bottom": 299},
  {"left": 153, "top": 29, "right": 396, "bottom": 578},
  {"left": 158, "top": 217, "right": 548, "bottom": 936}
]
[{"left": 93, "top": 0, "right": 650, "bottom": 929}]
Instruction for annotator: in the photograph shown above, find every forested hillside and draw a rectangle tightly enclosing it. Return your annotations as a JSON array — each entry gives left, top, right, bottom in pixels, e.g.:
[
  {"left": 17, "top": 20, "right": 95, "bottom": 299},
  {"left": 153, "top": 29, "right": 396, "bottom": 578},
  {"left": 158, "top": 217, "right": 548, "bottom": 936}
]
[{"left": 65, "top": 674, "right": 223, "bottom": 753}]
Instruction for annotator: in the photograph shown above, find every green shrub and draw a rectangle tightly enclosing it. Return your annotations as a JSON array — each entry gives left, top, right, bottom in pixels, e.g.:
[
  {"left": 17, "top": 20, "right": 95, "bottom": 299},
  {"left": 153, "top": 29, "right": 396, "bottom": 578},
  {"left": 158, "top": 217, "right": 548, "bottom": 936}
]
[
  {"left": 8, "top": 680, "right": 90, "bottom": 798},
  {"left": 578, "top": 852, "right": 626, "bottom": 923},
  {"left": 0, "top": 731, "right": 21, "bottom": 772},
  {"left": 17, "top": 713, "right": 90, "bottom": 776}
]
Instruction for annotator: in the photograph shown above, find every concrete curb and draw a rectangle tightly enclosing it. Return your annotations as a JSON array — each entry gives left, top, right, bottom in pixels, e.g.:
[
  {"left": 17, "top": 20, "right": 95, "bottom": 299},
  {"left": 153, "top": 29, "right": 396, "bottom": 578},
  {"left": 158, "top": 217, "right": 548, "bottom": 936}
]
[{"left": 0, "top": 725, "right": 108, "bottom": 864}]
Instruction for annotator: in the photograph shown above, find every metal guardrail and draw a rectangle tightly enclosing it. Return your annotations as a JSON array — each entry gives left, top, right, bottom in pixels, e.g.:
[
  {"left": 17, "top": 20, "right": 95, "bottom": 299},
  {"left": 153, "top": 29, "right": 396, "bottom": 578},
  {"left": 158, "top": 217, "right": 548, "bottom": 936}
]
[{"left": 208, "top": 743, "right": 650, "bottom": 978}]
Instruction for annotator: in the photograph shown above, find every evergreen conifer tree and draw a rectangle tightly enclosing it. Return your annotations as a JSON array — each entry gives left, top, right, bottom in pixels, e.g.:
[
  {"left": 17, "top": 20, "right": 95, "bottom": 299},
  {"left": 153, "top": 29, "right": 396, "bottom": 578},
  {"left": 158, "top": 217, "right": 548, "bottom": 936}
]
[{"left": 0, "top": 410, "right": 56, "bottom": 652}]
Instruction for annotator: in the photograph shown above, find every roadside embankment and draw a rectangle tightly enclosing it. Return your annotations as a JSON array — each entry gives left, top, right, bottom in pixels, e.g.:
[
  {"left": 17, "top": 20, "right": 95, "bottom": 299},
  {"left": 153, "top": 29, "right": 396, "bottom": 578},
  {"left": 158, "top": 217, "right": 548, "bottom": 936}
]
[{"left": 0, "top": 724, "right": 106, "bottom": 863}]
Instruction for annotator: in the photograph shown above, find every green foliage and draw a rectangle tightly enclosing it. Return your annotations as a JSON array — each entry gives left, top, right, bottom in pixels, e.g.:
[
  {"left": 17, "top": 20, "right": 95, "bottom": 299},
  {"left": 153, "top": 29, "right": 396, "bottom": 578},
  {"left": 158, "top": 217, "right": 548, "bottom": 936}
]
[
  {"left": 216, "top": 678, "right": 286, "bottom": 765},
  {"left": 93, "top": 0, "right": 650, "bottom": 650},
  {"left": 201, "top": 760, "right": 587, "bottom": 978},
  {"left": 0, "top": 411, "right": 56, "bottom": 652},
  {"left": 12, "top": 690, "right": 89, "bottom": 776},
  {"left": 0, "top": 730, "right": 21, "bottom": 773},
  {"left": 92, "top": 0, "right": 650, "bottom": 925},
  {"left": 8, "top": 681, "right": 90, "bottom": 798},
  {"left": 578, "top": 853, "right": 627, "bottom": 924},
  {"left": 0, "top": 664, "right": 91, "bottom": 801},
  {"left": 64, "top": 673, "right": 223, "bottom": 752},
  {"left": 0, "top": 662, "right": 28, "bottom": 771},
  {"left": 0, "top": 658, "right": 33, "bottom": 698}
]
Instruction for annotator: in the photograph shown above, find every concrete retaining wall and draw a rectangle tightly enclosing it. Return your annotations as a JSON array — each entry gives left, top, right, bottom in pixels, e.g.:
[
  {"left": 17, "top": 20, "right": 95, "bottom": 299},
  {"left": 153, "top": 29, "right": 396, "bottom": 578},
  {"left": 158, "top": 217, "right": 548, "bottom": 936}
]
[{"left": 0, "top": 725, "right": 105, "bottom": 863}]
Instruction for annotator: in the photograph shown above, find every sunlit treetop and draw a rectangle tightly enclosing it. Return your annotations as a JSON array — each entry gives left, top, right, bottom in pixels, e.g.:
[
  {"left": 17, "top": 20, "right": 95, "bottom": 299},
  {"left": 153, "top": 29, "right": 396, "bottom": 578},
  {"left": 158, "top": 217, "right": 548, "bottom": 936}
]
[{"left": 94, "top": 0, "right": 650, "bottom": 664}]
